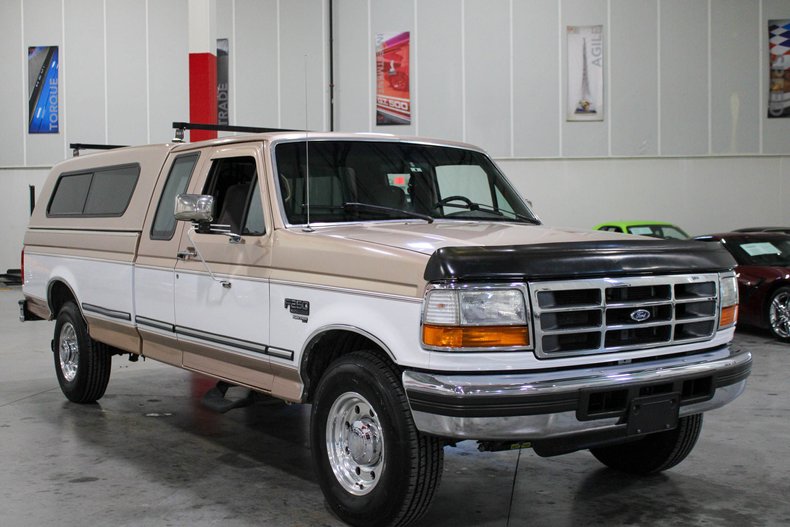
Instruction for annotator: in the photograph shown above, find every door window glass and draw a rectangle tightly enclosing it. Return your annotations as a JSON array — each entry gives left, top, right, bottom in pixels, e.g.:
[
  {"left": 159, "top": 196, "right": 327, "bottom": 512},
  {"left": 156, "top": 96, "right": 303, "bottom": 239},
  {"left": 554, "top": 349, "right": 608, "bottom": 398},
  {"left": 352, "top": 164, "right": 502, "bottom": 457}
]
[{"left": 151, "top": 154, "right": 199, "bottom": 240}]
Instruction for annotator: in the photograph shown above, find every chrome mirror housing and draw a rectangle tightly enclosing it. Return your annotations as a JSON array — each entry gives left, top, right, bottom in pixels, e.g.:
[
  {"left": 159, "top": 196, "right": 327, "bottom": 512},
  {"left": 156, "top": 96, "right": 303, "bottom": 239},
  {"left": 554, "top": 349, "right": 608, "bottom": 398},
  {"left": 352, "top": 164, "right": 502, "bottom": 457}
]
[{"left": 174, "top": 194, "right": 214, "bottom": 223}]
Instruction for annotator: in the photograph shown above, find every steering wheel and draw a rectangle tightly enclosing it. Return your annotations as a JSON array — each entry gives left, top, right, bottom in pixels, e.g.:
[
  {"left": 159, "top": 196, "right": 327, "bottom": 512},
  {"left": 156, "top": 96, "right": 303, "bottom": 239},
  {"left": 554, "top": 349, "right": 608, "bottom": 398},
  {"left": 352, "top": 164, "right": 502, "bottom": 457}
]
[{"left": 433, "top": 195, "right": 474, "bottom": 209}]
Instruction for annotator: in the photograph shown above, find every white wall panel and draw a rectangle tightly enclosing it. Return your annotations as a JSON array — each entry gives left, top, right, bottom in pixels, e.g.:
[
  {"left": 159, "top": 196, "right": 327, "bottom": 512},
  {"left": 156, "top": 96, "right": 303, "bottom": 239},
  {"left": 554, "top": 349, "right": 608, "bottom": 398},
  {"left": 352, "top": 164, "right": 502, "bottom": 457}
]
[
  {"left": 216, "top": 0, "right": 235, "bottom": 126},
  {"left": 24, "top": 0, "right": 65, "bottom": 166},
  {"left": 610, "top": 0, "right": 657, "bottom": 156},
  {"left": 0, "top": 2, "right": 25, "bottom": 166},
  {"left": 371, "top": 0, "right": 415, "bottom": 135},
  {"left": 148, "top": 0, "right": 189, "bottom": 144},
  {"left": 106, "top": 0, "right": 147, "bottom": 146},
  {"left": 660, "top": 0, "right": 708, "bottom": 155},
  {"left": 501, "top": 155, "right": 789, "bottom": 236},
  {"left": 233, "top": 0, "right": 278, "bottom": 128},
  {"left": 64, "top": 0, "right": 105, "bottom": 146},
  {"left": 280, "top": 0, "right": 327, "bottom": 131},
  {"left": 763, "top": 0, "right": 790, "bottom": 154},
  {"left": 711, "top": 0, "right": 760, "bottom": 153},
  {"left": 513, "top": 0, "right": 560, "bottom": 157},
  {"left": 416, "top": 0, "right": 463, "bottom": 142},
  {"left": 334, "top": 0, "right": 370, "bottom": 133},
  {"left": 1, "top": 168, "right": 49, "bottom": 271},
  {"left": 464, "top": 0, "right": 511, "bottom": 156},
  {"left": 561, "top": 0, "right": 608, "bottom": 157}
]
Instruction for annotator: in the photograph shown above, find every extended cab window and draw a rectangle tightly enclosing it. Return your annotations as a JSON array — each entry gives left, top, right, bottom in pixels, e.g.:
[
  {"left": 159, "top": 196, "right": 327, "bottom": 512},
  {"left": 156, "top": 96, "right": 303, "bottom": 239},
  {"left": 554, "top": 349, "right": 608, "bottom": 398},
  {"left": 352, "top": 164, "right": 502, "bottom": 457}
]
[
  {"left": 48, "top": 165, "right": 139, "bottom": 217},
  {"left": 151, "top": 153, "right": 199, "bottom": 240},
  {"left": 202, "top": 156, "right": 265, "bottom": 236}
]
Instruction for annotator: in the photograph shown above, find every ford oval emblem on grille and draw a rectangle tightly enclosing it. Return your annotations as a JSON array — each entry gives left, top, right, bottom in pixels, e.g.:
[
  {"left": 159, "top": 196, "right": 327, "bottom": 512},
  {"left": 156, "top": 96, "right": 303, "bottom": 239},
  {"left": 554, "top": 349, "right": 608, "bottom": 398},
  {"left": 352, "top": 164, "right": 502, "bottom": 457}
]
[{"left": 630, "top": 309, "right": 651, "bottom": 322}]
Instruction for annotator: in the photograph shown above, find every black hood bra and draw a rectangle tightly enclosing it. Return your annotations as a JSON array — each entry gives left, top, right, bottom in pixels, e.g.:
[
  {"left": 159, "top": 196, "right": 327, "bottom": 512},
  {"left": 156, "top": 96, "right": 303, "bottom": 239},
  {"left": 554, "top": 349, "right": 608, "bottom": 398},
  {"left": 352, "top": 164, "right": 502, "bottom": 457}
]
[{"left": 424, "top": 239, "right": 736, "bottom": 282}]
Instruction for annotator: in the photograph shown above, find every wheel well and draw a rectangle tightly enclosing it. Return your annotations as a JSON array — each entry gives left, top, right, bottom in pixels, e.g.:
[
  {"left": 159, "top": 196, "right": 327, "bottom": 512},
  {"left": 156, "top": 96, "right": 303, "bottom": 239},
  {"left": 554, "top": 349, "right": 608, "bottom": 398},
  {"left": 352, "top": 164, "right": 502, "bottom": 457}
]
[
  {"left": 48, "top": 280, "right": 77, "bottom": 317},
  {"left": 301, "top": 329, "right": 398, "bottom": 403}
]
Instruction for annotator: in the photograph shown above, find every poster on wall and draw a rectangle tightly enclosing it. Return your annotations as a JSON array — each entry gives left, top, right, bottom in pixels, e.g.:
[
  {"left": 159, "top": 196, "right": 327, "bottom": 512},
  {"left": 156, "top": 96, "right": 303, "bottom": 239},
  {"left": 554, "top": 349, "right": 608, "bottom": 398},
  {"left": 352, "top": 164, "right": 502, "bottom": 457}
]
[
  {"left": 567, "top": 26, "right": 603, "bottom": 121},
  {"left": 217, "top": 39, "right": 230, "bottom": 125},
  {"left": 375, "top": 31, "right": 411, "bottom": 125},
  {"left": 768, "top": 20, "right": 790, "bottom": 118},
  {"left": 28, "top": 46, "right": 59, "bottom": 133}
]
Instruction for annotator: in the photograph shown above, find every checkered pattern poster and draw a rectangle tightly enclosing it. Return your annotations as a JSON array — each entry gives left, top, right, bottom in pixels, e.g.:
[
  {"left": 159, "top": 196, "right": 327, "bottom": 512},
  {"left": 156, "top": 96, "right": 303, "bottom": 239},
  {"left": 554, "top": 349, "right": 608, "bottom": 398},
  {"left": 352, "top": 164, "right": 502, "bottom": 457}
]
[{"left": 769, "top": 20, "right": 790, "bottom": 118}]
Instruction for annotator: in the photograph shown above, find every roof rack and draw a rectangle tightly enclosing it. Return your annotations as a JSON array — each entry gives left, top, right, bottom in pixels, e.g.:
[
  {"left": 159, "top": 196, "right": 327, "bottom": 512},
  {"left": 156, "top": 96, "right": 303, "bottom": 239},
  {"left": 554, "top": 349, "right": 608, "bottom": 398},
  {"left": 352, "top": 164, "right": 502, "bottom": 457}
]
[
  {"left": 171, "top": 122, "right": 302, "bottom": 142},
  {"left": 69, "top": 143, "right": 128, "bottom": 157}
]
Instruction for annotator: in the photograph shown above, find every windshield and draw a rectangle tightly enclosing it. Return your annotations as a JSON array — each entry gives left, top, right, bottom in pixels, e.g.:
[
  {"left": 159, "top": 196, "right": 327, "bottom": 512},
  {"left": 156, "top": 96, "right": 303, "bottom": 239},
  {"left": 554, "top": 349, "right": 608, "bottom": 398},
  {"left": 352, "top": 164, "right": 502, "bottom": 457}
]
[
  {"left": 274, "top": 140, "right": 538, "bottom": 225},
  {"left": 626, "top": 224, "right": 688, "bottom": 239},
  {"left": 727, "top": 238, "right": 790, "bottom": 266}
]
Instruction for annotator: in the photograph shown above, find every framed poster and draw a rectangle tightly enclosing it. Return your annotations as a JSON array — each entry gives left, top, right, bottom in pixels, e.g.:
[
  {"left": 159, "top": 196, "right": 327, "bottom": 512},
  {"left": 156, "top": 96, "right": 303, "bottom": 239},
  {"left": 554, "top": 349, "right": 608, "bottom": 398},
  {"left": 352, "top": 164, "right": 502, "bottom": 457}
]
[
  {"left": 567, "top": 25, "right": 603, "bottom": 121},
  {"left": 375, "top": 31, "right": 411, "bottom": 125},
  {"left": 28, "top": 46, "right": 59, "bottom": 134},
  {"left": 768, "top": 20, "right": 790, "bottom": 118}
]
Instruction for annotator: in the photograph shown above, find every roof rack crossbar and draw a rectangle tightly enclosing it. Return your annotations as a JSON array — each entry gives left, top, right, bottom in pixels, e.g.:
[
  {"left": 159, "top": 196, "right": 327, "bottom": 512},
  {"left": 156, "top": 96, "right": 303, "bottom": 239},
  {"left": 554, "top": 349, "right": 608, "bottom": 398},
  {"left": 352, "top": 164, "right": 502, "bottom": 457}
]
[
  {"left": 172, "top": 122, "right": 302, "bottom": 134},
  {"left": 69, "top": 143, "right": 128, "bottom": 157}
]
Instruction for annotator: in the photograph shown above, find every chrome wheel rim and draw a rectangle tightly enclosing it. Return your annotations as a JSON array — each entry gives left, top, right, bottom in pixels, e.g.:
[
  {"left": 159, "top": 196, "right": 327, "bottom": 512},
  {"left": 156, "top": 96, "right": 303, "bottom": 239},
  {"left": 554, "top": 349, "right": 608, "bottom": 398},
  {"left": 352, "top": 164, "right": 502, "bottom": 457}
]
[
  {"left": 59, "top": 322, "right": 79, "bottom": 382},
  {"left": 326, "top": 391, "right": 384, "bottom": 495},
  {"left": 770, "top": 291, "right": 790, "bottom": 339}
]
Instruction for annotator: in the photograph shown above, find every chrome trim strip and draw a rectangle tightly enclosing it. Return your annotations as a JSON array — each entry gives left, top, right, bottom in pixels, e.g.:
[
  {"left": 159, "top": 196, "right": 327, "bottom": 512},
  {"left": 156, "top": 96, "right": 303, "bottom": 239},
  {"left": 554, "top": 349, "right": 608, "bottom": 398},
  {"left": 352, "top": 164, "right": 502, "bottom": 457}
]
[
  {"left": 266, "top": 346, "right": 295, "bottom": 360},
  {"left": 82, "top": 303, "right": 132, "bottom": 321},
  {"left": 136, "top": 316, "right": 175, "bottom": 333},
  {"left": 175, "top": 325, "right": 295, "bottom": 361}
]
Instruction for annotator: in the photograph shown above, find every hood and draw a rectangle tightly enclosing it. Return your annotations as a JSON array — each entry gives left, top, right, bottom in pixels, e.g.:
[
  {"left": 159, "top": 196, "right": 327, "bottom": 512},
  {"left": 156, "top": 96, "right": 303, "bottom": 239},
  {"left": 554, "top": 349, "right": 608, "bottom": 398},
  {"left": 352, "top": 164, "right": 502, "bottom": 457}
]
[{"left": 311, "top": 221, "right": 624, "bottom": 255}]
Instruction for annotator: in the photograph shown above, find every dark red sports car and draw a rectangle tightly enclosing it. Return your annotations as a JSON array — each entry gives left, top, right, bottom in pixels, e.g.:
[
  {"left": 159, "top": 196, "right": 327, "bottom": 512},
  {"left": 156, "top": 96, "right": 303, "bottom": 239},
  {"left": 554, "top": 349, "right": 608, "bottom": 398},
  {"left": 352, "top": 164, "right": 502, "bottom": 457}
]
[{"left": 695, "top": 232, "right": 790, "bottom": 341}]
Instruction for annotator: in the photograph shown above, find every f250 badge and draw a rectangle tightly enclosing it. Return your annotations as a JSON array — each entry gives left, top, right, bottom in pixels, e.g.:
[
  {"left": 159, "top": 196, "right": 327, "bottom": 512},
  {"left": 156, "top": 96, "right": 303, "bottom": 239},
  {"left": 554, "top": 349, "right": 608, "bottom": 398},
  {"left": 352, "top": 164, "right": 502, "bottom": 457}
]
[{"left": 285, "top": 298, "right": 310, "bottom": 323}]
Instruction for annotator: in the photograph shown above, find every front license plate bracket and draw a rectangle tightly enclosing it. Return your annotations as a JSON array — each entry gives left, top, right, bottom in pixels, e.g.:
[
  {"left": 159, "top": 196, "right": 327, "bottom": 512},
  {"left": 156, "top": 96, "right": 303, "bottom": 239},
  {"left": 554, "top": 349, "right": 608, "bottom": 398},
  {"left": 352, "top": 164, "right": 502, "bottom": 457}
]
[{"left": 626, "top": 392, "right": 680, "bottom": 436}]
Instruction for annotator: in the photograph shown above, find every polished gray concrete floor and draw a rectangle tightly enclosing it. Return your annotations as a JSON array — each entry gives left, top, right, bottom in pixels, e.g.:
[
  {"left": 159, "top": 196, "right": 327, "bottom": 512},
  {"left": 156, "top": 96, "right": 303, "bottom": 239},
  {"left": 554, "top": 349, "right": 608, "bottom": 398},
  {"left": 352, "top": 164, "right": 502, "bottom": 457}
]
[{"left": 1, "top": 286, "right": 789, "bottom": 527}]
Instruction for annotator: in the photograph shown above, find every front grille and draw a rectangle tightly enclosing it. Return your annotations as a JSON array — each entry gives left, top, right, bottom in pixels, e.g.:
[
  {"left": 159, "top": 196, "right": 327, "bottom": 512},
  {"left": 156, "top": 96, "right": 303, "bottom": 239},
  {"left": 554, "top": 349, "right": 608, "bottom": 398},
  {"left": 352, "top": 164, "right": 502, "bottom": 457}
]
[{"left": 530, "top": 274, "right": 719, "bottom": 358}]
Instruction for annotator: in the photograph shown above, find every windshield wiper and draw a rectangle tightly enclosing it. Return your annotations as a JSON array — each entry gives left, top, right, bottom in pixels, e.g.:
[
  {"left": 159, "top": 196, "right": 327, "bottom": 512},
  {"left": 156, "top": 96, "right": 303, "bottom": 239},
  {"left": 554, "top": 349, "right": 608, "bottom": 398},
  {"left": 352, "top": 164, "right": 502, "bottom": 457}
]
[
  {"left": 439, "top": 200, "right": 539, "bottom": 224},
  {"left": 343, "top": 202, "right": 434, "bottom": 223}
]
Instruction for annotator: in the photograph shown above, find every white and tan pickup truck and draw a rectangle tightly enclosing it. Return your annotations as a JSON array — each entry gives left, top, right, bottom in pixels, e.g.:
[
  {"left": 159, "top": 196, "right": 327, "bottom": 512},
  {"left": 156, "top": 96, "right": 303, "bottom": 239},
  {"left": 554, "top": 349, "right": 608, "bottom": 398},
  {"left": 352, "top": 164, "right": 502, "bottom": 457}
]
[{"left": 20, "top": 128, "right": 751, "bottom": 527}]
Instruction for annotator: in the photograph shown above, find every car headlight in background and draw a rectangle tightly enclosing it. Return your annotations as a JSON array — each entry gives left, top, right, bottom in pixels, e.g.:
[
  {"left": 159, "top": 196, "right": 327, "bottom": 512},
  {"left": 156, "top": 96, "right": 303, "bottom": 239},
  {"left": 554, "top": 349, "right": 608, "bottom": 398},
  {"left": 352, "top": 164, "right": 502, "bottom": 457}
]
[
  {"left": 719, "top": 273, "right": 738, "bottom": 329},
  {"left": 422, "top": 286, "right": 530, "bottom": 350}
]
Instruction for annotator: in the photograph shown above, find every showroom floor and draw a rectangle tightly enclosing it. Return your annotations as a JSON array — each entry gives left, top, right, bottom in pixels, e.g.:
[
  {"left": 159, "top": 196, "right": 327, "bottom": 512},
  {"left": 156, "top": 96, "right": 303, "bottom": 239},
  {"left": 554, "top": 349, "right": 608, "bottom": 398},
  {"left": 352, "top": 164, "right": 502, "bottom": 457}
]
[{"left": 1, "top": 287, "right": 788, "bottom": 527}]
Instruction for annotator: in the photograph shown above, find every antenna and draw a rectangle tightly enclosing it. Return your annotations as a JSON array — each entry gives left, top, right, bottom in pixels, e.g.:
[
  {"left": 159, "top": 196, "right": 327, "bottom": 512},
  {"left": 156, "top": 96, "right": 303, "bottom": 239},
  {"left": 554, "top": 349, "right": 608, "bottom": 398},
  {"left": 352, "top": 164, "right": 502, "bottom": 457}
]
[{"left": 303, "top": 54, "right": 313, "bottom": 232}]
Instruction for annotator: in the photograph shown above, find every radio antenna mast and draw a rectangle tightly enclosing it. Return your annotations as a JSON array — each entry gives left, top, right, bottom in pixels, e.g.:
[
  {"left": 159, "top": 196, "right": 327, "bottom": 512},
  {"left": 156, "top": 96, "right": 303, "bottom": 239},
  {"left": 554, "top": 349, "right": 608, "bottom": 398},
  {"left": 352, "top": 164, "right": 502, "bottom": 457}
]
[{"left": 303, "top": 54, "right": 313, "bottom": 232}]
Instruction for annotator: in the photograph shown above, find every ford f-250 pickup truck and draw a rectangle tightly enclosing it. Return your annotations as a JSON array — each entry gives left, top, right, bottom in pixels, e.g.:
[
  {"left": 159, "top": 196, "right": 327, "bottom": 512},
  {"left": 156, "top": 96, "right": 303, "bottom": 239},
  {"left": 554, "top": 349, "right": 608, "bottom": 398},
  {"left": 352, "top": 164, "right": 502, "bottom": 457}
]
[{"left": 20, "top": 127, "right": 751, "bottom": 527}]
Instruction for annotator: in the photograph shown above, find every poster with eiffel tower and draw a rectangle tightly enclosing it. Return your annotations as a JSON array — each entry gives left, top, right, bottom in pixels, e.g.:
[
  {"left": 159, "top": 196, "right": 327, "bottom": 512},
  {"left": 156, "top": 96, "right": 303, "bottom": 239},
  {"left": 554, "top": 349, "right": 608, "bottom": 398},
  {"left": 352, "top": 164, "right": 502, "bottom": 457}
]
[{"left": 567, "top": 25, "right": 603, "bottom": 121}]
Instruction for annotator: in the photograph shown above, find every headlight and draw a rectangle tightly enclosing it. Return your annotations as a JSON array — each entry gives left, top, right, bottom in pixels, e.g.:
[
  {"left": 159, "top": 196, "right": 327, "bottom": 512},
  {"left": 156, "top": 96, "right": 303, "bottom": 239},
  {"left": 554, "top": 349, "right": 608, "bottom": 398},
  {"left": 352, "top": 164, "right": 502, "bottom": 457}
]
[
  {"left": 422, "top": 286, "right": 530, "bottom": 350},
  {"left": 719, "top": 273, "right": 738, "bottom": 329}
]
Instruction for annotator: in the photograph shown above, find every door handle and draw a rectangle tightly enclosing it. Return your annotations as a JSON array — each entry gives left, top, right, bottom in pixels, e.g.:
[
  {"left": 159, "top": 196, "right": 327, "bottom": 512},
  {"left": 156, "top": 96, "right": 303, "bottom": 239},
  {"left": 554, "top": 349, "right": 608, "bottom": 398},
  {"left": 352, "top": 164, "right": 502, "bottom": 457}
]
[{"left": 177, "top": 247, "right": 197, "bottom": 260}]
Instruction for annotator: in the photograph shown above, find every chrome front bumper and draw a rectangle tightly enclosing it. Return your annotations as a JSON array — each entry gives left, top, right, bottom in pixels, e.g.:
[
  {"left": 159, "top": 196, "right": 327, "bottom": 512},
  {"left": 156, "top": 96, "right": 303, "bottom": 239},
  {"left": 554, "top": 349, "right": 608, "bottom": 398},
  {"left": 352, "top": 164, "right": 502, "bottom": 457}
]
[{"left": 403, "top": 345, "right": 751, "bottom": 442}]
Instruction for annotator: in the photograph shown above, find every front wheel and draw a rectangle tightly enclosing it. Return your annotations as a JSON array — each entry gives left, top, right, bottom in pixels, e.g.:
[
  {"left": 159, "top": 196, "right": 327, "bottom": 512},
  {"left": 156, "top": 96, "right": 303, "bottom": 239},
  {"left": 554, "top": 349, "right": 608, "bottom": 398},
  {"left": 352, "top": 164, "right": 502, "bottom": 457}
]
[
  {"left": 310, "top": 352, "right": 444, "bottom": 527},
  {"left": 590, "top": 414, "right": 703, "bottom": 475},
  {"left": 53, "top": 302, "right": 112, "bottom": 403},
  {"left": 767, "top": 286, "right": 790, "bottom": 341}
]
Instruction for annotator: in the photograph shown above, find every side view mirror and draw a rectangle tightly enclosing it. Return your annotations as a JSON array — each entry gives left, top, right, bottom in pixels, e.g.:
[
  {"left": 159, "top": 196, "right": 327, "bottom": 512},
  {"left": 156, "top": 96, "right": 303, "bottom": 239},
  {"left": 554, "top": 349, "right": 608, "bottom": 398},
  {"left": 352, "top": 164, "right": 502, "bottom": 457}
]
[{"left": 175, "top": 194, "right": 214, "bottom": 223}]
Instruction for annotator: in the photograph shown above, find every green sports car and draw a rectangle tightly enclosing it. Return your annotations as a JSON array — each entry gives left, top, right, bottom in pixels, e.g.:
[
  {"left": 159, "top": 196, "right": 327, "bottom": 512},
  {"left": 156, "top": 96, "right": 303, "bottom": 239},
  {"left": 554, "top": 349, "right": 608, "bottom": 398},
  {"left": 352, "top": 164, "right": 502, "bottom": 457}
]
[{"left": 594, "top": 221, "right": 689, "bottom": 240}]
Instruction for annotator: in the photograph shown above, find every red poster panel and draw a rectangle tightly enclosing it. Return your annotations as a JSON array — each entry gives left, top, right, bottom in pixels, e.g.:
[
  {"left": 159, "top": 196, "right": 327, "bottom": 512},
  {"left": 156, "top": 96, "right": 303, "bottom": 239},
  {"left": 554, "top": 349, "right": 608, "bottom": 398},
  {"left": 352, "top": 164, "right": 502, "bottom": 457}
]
[{"left": 376, "top": 32, "right": 410, "bottom": 125}]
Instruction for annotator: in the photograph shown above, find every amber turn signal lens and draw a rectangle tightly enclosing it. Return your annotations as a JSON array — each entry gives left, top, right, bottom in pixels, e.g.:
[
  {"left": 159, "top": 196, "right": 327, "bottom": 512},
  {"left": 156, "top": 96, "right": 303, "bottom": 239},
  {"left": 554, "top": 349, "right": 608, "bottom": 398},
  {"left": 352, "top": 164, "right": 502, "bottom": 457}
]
[
  {"left": 719, "top": 304, "right": 738, "bottom": 328},
  {"left": 422, "top": 324, "right": 530, "bottom": 348}
]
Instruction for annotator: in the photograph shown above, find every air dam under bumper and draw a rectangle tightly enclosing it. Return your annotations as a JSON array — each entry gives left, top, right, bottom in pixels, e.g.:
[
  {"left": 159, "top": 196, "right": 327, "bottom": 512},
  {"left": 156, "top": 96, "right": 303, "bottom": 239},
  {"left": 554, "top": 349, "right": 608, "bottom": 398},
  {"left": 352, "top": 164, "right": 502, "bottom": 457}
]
[{"left": 403, "top": 346, "right": 750, "bottom": 443}]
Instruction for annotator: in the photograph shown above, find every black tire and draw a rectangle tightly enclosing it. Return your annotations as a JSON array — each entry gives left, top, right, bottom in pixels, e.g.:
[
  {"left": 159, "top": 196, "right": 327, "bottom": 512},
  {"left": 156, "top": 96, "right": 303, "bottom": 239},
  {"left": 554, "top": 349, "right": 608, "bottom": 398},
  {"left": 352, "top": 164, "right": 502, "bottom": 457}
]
[
  {"left": 590, "top": 414, "right": 703, "bottom": 475},
  {"left": 767, "top": 286, "right": 790, "bottom": 341},
  {"left": 310, "top": 351, "right": 444, "bottom": 527},
  {"left": 53, "top": 301, "right": 112, "bottom": 403}
]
